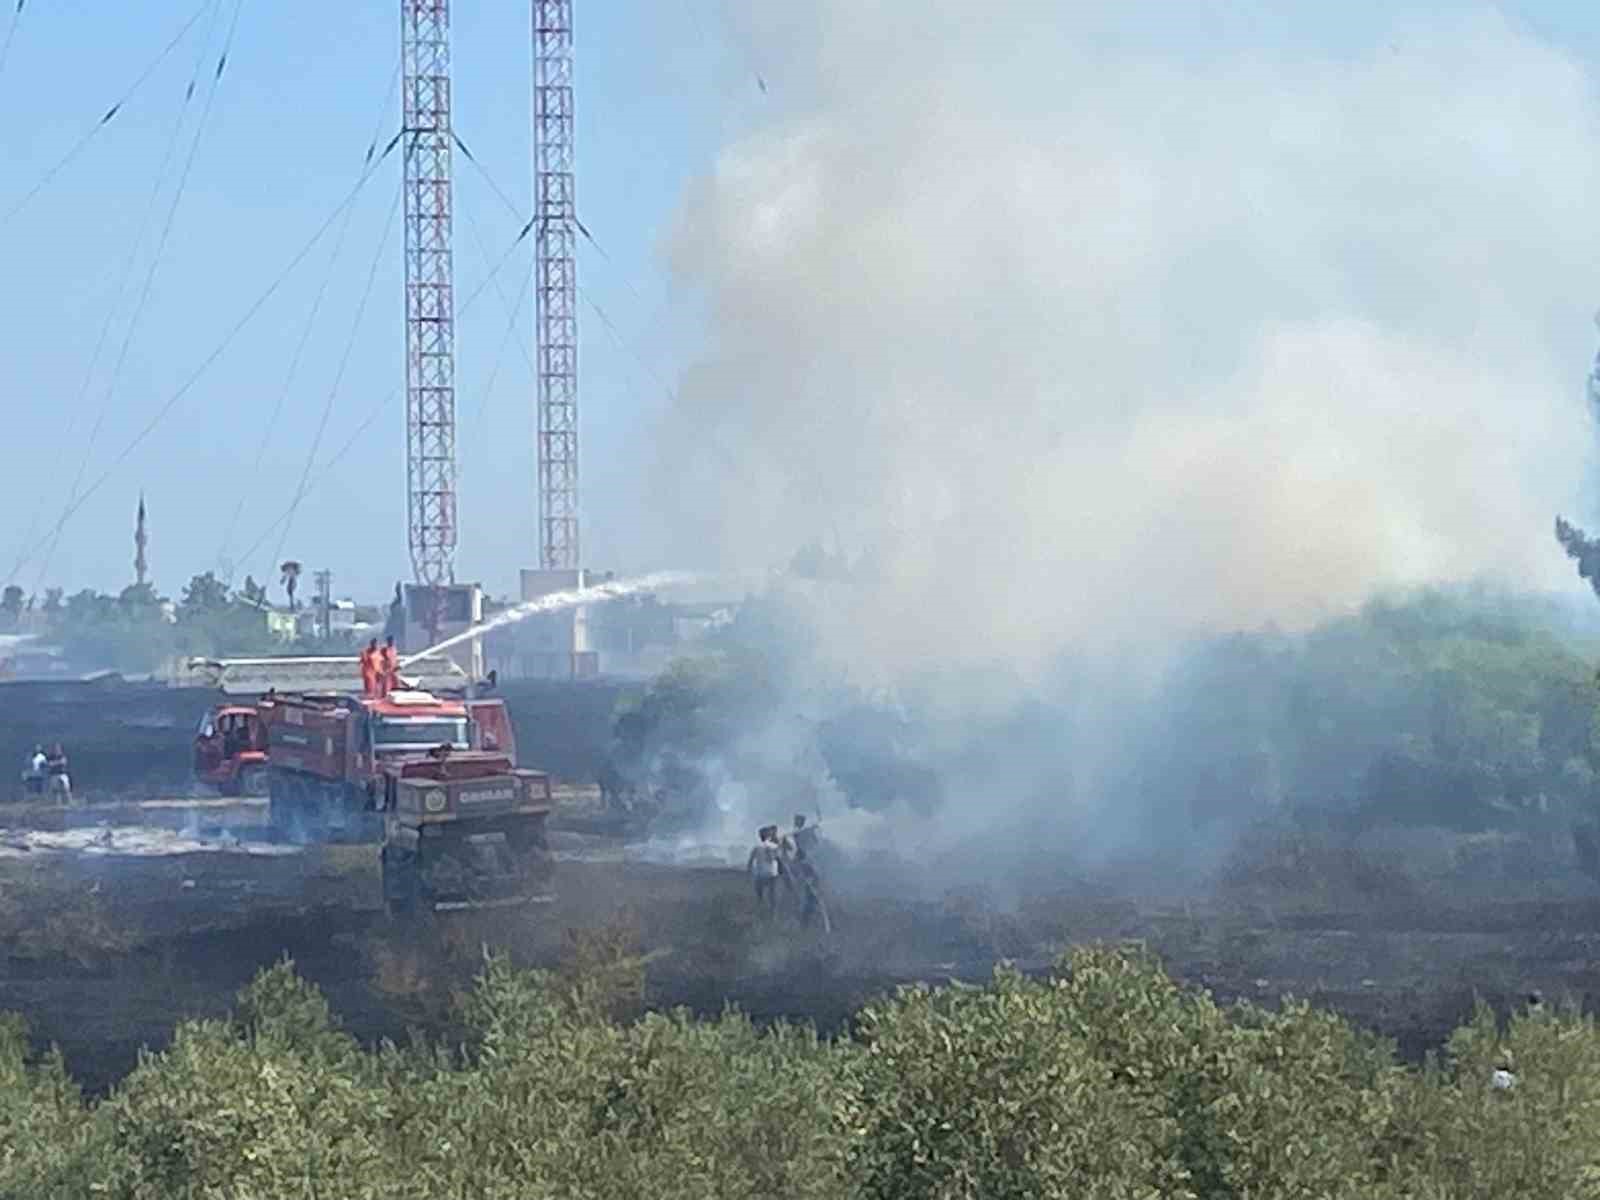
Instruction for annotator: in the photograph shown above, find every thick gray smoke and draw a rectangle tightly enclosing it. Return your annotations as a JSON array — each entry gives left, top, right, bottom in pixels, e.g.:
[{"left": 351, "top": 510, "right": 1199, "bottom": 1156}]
[{"left": 644, "top": 3, "right": 1598, "bottom": 678}]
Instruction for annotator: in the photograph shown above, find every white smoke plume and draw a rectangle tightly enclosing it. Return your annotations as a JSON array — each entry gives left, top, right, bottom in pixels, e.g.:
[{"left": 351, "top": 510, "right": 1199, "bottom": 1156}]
[{"left": 645, "top": 3, "right": 1600, "bottom": 675}]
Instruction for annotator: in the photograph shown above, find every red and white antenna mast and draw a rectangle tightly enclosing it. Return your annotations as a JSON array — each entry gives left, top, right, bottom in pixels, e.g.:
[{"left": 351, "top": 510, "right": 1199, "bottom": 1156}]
[
  {"left": 401, "top": 0, "right": 457, "bottom": 586},
  {"left": 533, "top": 0, "right": 579, "bottom": 571}
]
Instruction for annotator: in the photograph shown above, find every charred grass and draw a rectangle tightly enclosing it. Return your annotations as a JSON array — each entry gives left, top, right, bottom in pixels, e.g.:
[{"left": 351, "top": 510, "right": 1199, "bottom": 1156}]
[{"left": 6, "top": 838, "right": 1600, "bottom": 1092}]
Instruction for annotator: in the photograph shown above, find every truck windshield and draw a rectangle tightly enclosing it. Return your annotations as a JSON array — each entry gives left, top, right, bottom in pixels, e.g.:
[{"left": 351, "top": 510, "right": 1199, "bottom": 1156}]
[{"left": 372, "top": 718, "right": 469, "bottom": 751}]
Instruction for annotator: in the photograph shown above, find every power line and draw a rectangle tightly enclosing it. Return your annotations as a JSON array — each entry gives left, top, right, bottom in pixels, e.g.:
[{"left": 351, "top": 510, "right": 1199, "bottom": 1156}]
[
  {"left": 231, "top": 186, "right": 725, "bottom": 570},
  {"left": 450, "top": 133, "right": 522, "bottom": 232},
  {"left": 472, "top": 222, "right": 535, "bottom": 429},
  {"left": 5, "top": 127, "right": 403, "bottom": 586},
  {"left": 456, "top": 126, "right": 654, "bottom": 315},
  {"left": 457, "top": 187, "right": 535, "bottom": 478},
  {"left": 460, "top": 186, "right": 535, "bottom": 377},
  {"left": 7, "top": 0, "right": 224, "bottom": 591},
  {"left": 455, "top": 140, "right": 684, "bottom": 407},
  {"left": 453, "top": 140, "right": 724, "bottom": 475},
  {"left": 0, "top": 0, "right": 27, "bottom": 91},
  {"left": 479, "top": 264, "right": 534, "bottom": 425},
  {"left": 231, "top": 215, "right": 539, "bottom": 566},
  {"left": 34, "top": 0, "right": 242, "bottom": 595},
  {"left": 581, "top": 285, "right": 674, "bottom": 400},
  {"left": 687, "top": 0, "right": 769, "bottom": 96},
  {"left": 2, "top": 0, "right": 214, "bottom": 224},
  {"left": 269, "top": 178, "right": 404, "bottom": 575},
  {"left": 721, "top": 8, "right": 770, "bottom": 95},
  {"left": 460, "top": 153, "right": 746, "bottom": 478},
  {"left": 217, "top": 60, "right": 401, "bottom": 576}
]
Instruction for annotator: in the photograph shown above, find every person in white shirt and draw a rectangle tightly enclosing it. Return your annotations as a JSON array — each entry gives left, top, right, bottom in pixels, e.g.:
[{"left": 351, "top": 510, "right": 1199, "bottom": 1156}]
[
  {"left": 22, "top": 746, "right": 46, "bottom": 796},
  {"left": 747, "top": 825, "right": 781, "bottom": 917}
]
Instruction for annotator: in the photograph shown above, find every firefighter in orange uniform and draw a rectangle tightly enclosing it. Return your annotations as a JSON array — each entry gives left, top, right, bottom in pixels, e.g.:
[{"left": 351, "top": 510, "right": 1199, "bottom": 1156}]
[
  {"left": 380, "top": 636, "right": 400, "bottom": 697},
  {"left": 359, "top": 638, "right": 381, "bottom": 698}
]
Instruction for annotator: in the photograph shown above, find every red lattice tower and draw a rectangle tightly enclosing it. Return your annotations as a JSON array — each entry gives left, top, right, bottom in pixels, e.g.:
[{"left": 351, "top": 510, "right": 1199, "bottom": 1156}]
[
  {"left": 401, "top": 0, "right": 457, "bottom": 586},
  {"left": 533, "top": 0, "right": 579, "bottom": 570}
]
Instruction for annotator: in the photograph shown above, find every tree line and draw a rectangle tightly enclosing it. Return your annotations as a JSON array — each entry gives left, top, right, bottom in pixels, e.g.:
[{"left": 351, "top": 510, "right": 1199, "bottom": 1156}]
[
  {"left": 605, "top": 584, "right": 1600, "bottom": 841},
  {"left": 0, "top": 561, "right": 356, "bottom": 676}
]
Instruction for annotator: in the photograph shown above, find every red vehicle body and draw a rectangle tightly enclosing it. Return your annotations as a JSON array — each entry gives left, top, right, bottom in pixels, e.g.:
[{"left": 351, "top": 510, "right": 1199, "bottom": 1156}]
[
  {"left": 256, "top": 689, "right": 521, "bottom": 842},
  {"left": 260, "top": 687, "right": 551, "bottom": 913},
  {"left": 187, "top": 658, "right": 549, "bottom": 914},
  {"left": 192, "top": 705, "right": 269, "bottom": 795}
]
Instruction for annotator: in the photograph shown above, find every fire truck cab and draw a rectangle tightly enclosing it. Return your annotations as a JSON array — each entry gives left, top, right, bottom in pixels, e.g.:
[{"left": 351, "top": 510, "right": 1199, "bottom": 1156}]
[{"left": 192, "top": 704, "right": 269, "bottom": 795}]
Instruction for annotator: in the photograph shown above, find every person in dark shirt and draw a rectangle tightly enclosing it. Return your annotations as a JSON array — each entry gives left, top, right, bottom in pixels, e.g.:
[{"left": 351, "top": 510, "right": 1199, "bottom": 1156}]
[
  {"left": 45, "top": 744, "right": 70, "bottom": 805},
  {"left": 783, "top": 815, "right": 830, "bottom": 932}
]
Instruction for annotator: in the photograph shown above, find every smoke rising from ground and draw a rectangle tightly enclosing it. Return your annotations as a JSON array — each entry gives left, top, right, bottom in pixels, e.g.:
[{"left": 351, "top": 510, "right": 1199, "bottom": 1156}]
[{"left": 646, "top": 3, "right": 1598, "bottom": 676}]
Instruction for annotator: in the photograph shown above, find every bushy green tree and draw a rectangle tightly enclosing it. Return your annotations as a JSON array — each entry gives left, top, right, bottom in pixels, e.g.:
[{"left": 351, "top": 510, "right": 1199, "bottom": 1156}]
[
  {"left": 1381, "top": 1002, "right": 1600, "bottom": 1198},
  {"left": 49, "top": 588, "right": 173, "bottom": 674},
  {"left": 1144, "top": 587, "right": 1600, "bottom": 837},
  {"left": 842, "top": 963, "right": 1186, "bottom": 1198},
  {"left": 9, "top": 948, "right": 1600, "bottom": 1196},
  {"left": 178, "top": 572, "right": 230, "bottom": 616},
  {"left": 0, "top": 1013, "right": 100, "bottom": 1199}
]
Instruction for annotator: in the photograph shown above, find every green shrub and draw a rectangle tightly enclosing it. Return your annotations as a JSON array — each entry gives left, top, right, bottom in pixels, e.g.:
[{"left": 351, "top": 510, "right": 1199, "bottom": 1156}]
[
  {"left": 1382, "top": 1002, "right": 1600, "bottom": 1199},
  {"left": 0, "top": 1013, "right": 101, "bottom": 1199},
  {"left": 10, "top": 946, "right": 1600, "bottom": 1197},
  {"left": 97, "top": 963, "right": 389, "bottom": 1199},
  {"left": 842, "top": 963, "right": 1187, "bottom": 1199}
]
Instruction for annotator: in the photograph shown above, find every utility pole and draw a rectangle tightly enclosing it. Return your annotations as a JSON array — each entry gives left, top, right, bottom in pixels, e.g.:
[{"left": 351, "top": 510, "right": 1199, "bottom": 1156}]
[
  {"left": 312, "top": 569, "right": 333, "bottom": 640},
  {"left": 533, "top": 0, "right": 579, "bottom": 571},
  {"left": 402, "top": 0, "right": 458, "bottom": 591}
]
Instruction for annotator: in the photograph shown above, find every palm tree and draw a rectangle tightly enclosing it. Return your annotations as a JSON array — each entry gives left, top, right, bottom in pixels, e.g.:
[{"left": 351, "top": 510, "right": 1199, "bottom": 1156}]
[{"left": 279, "top": 561, "right": 302, "bottom": 610}]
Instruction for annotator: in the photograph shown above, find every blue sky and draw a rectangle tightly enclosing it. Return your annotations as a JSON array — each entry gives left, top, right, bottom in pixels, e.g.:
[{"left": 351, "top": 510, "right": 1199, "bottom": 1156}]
[
  {"left": 5, "top": 1, "right": 1600, "bottom": 611},
  {"left": 0, "top": 0, "right": 767, "bottom": 603}
]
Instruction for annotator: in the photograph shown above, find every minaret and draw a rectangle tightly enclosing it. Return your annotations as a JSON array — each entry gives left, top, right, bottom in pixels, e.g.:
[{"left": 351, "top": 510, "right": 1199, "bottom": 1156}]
[{"left": 134, "top": 492, "right": 148, "bottom": 588}]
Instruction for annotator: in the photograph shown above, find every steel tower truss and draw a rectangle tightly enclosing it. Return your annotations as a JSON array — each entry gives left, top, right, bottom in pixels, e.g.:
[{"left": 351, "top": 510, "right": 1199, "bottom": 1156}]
[
  {"left": 533, "top": 0, "right": 579, "bottom": 570},
  {"left": 402, "top": 0, "right": 457, "bottom": 586}
]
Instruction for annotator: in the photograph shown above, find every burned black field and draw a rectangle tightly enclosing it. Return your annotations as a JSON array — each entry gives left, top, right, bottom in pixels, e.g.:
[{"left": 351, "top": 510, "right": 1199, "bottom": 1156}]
[{"left": 4, "top": 790, "right": 1598, "bottom": 1093}]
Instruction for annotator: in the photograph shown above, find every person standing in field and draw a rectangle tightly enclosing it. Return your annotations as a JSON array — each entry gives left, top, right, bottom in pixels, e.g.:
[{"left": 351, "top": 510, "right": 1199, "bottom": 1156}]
[
  {"left": 791, "top": 813, "right": 820, "bottom": 861},
  {"left": 45, "top": 743, "right": 70, "bottom": 806},
  {"left": 747, "top": 825, "right": 781, "bottom": 918},
  {"left": 784, "top": 814, "right": 830, "bottom": 933},
  {"left": 22, "top": 745, "right": 46, "bottom": 796}
]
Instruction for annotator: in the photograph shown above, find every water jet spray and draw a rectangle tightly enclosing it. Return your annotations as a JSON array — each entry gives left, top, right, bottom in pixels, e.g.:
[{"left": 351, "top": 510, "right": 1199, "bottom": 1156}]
[{"left": 400, "top": 571, "right": 702, "bottom": 667}]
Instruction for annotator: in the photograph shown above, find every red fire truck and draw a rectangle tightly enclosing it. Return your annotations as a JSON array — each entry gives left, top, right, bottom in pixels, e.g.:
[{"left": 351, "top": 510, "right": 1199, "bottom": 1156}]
[
  {"left": 259, "top": 687, "right": 552, "bottom": 913},
  {"left": 187, "top": 657, "right": 552, "bottom": 914}
]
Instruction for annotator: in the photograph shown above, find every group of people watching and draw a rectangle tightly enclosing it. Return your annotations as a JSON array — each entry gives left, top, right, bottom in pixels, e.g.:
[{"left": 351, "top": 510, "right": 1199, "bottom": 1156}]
[
  {"left": 21, "top": 743, "right": 70, "bottom": 803},
  {"left": 747, "top": 814, "right": 829, "bottom": 931},
  {"left": 359, "top": 637, "right": 401, "bottom": 699}
]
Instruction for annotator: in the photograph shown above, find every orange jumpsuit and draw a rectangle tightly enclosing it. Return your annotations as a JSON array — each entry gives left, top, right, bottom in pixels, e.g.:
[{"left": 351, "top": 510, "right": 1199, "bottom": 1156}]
[
  {"left": 379, "top": 644, "right": 399, "bottom": 696},
  {"left": 359, "top": 647, "right": 380, "bottom": 698}
]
